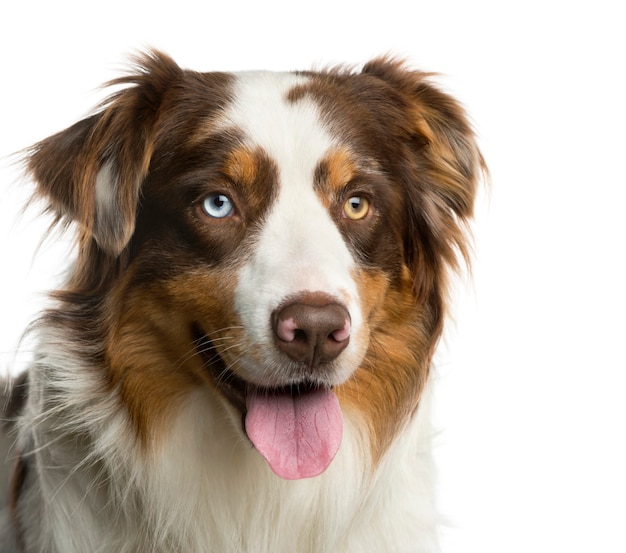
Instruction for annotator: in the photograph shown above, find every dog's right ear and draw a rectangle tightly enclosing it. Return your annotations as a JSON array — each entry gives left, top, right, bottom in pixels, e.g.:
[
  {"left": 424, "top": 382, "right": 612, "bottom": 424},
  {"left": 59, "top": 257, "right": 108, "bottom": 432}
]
[{"left": 26, "top": 50, "right": 183, "bottom": 256}]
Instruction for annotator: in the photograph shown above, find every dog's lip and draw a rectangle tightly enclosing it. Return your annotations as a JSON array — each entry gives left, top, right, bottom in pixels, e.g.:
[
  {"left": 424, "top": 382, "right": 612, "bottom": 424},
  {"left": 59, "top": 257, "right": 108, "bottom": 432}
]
[
  {"left": 192, "top": 325, "right": 247, "bottom": 412},
  {"left": 192, "top": 325, "right": 330, "bottom": 414}
]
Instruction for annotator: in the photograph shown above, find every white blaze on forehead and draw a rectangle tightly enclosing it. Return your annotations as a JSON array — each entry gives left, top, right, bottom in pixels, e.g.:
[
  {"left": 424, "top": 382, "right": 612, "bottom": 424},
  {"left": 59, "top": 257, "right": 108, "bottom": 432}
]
[{"left": 225, "top": 71, "right": 362, "bottom": 356}]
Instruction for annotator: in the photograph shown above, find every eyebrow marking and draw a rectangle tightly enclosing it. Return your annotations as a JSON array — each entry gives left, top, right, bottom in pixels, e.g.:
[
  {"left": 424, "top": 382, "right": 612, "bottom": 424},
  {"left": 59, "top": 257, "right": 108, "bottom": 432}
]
[
  {"left": 222, "top": 147, "right": 262, "bottom": 186},
  {"left": 315, "top": 148, "right": 385, "bottom": 197}
]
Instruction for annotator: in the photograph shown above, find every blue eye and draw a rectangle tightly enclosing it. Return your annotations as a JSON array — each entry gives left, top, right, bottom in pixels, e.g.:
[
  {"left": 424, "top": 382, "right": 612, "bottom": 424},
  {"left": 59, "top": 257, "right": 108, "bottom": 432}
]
[{"left": 202, "top": 194, "right": 234, "bottom": 218}]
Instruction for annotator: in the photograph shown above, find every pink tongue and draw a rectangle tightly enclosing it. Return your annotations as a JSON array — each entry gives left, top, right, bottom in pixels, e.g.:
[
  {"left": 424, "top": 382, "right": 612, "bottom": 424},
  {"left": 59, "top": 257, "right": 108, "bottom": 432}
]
[{"left": 245, "top": 388, "right": 343, "bottom": 480}]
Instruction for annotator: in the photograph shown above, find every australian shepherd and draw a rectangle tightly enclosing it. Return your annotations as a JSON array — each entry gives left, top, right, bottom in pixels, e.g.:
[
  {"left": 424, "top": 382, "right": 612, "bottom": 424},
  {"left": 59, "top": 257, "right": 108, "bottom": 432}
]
[{"left": 0, "top": 51, "right": 484, "bottom": 552}]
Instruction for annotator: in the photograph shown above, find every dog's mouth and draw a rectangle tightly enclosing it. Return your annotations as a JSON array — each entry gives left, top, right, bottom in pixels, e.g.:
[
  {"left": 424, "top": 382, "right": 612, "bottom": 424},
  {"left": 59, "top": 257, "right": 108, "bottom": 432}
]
[{"left": 193, "top": 326, "right": 343, "bottom": 480}]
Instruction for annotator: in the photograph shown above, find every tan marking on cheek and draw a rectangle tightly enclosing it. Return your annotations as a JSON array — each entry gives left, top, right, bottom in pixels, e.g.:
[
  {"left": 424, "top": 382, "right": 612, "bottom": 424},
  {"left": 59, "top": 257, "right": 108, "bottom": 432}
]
[
  {"left": 106, "top": 268, "right": 242, "bottom": 447},
  {"left": 336, "top": 266, "right": 435, "bottom": 466}
]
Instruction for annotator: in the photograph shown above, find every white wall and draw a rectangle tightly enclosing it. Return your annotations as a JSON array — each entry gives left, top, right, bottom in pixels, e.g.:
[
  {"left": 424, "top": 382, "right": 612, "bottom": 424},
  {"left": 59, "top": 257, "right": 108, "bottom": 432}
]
[{"left": 1, "top": 1, "right": 624, "bottom": 551}]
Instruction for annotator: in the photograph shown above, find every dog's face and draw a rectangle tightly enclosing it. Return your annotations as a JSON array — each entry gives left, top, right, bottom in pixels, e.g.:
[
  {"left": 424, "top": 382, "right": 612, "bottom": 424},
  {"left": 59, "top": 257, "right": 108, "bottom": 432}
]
[{"left": 27, "top": 52, "right": 482, "bottom": 479}]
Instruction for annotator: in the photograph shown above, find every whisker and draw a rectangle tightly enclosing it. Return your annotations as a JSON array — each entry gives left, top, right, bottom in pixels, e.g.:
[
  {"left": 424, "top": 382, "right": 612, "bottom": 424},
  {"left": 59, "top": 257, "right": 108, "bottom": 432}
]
[{"left": 171, "top": 326, "right": 244, "bottom": 370}]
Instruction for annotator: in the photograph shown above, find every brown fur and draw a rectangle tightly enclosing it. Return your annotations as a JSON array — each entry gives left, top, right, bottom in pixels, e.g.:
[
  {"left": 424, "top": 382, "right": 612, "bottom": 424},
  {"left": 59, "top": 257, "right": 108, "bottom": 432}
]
[{"left": 22, "top": 50, "right": 484, "bottom": 466}]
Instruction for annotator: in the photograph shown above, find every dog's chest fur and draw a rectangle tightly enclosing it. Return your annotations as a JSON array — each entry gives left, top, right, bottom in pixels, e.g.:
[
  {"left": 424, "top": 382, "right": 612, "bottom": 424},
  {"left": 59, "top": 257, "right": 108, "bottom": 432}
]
[{"left": 1, "top": 51, "right": 483, "bottom": 552}]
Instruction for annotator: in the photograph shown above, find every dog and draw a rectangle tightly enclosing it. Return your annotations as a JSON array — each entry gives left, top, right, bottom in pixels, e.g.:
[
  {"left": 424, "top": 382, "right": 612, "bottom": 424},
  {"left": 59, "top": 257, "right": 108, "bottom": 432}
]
[{"left": 0, "top": 51, "right": 484, "bottom": 552}]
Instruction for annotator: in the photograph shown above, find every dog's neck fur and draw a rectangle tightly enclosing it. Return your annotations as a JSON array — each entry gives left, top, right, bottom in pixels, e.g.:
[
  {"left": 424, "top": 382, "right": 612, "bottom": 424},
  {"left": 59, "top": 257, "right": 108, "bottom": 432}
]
[{"left": 3, "top": 323, "right": 439, "bottom": 553}]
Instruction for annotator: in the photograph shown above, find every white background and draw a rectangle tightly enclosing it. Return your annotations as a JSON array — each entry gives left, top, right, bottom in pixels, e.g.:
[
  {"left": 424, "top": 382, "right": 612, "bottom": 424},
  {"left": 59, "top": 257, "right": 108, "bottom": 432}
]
[{"left": 1, "top": 1, "right": 625, "bottom": 551}]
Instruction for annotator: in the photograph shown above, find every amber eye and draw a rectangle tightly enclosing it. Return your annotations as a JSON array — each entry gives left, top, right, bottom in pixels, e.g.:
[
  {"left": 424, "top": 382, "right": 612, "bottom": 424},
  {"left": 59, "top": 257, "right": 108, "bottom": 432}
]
[{"left": 343, "top": 196, "right": 370, "bottom": 220}]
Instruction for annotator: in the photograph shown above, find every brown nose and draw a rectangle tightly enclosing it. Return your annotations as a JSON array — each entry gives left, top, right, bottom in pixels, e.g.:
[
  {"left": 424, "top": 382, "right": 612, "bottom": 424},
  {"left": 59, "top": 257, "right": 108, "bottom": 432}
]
[{"left": 272, "top": 297, "right": 351, "bottom": 367}]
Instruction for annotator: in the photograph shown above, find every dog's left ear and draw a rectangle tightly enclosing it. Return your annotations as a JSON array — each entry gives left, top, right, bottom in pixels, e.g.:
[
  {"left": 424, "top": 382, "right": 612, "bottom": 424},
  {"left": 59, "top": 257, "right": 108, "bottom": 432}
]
[
  {"left": 26, "top": 50, "right": 182, "bottom": 256},
  {"left": 362, "top": 58, "right": 486, "bottom": 308}
]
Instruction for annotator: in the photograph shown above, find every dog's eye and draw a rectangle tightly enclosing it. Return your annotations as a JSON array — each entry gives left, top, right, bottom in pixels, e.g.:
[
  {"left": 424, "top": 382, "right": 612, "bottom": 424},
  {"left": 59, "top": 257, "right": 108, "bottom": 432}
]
[
  {"left": 343, "top": 196, "right": 370, "bottom": 220},
  {"left": 202, "top": 194, "right": 235, "bottom": 219}
]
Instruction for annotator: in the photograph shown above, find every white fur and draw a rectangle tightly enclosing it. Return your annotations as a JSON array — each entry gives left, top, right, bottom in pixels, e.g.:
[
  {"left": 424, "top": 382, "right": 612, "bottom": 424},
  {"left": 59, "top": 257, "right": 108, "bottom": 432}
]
[
  {"left": 94, "top": 162, "right": 117, "bottom": 224},
  {"left": 3, "top": 324, "right": 439, "bottom": 552},
  {"left": 93, "top": 162, "right": 130, "bottom": 254},
  {"left": 228, "top": 72, "right": 366, "bottom": 387}
]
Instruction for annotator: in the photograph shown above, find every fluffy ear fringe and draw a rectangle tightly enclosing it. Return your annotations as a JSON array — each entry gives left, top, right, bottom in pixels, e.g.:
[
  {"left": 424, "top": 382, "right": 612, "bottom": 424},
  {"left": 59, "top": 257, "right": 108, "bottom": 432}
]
[
  {"left": 24, "top": 49, "right": 182, "bottom": 256},
  {"left": 362, "top": 57, "right": 487, "bottom": 321}
]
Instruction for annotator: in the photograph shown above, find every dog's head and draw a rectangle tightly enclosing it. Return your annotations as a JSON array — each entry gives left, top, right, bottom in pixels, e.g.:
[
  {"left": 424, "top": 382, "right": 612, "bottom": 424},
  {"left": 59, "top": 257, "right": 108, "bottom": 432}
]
[{"left": 27, "top": 51, "right": 483, "bottom": 479}]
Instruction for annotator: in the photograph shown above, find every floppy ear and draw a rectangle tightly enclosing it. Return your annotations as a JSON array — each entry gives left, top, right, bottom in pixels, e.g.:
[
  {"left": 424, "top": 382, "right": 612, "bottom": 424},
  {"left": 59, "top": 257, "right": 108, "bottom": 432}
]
[
  {"left": 362, "top": 59, "right": 486, "bottom": 317},
  {"left": 26, "top": 50, "right": 182, "bottom": 256}
]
